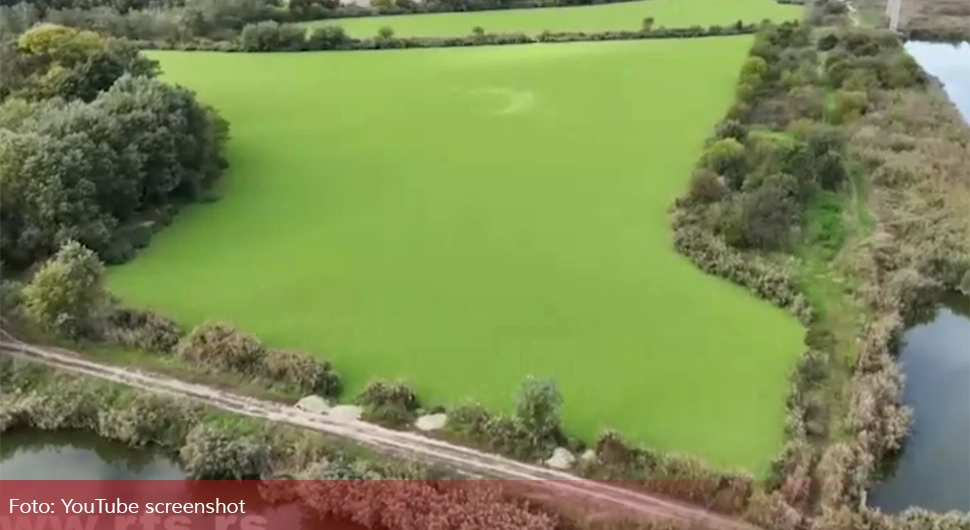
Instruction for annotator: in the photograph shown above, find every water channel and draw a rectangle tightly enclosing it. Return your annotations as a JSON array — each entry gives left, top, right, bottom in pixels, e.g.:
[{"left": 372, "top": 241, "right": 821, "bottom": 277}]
[
  {"left": 0, "top": 430, "right": 366, "bottom": 530},
  {"left": 867, "top": 40, "right": 970, "bottom": 515}
]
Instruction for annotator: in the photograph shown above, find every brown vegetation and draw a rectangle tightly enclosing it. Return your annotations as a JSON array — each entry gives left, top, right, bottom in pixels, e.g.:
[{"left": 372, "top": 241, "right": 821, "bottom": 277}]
[{"left": 899, "top": 0, "right": 970, "bottom": 42}]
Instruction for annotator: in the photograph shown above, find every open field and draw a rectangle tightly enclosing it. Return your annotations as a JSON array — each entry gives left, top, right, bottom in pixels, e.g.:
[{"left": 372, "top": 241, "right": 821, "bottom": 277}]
[
  {"left": 310, "top": 0, "right": 801, "bottom": 38},
  {"left": 110, "top": 39, "right": 803, "bottom": 474}
]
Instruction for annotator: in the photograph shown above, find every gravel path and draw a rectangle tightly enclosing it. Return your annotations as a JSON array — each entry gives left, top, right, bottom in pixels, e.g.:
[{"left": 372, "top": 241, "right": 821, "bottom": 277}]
[{"left": 0, "top": 330, "right": 762, "bottom": 530}]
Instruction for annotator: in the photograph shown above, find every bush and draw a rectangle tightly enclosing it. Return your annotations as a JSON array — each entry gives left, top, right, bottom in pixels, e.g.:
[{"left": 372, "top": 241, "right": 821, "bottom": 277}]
[
  {"left": 702, "top": 138, "right": 747, "bottom": 189},
  {"left": 831, "top": 90, "right": 868, "bottom": 124},
  {"left": 714, "top": 119, "right": 748, "bottom": 143},
  {"left": 377, "top": 26, "right": 395, "bottom": 39},
  {"left": 99, "top": 393, "right": 201, "bottom": 448},
  {"left": 739, "top": 173, "right": 802, "bottom": 250},
  {"left": 447, "top": 400, "right": 493, "bottom": 438},
  {"left": 180, "top": 423, "right": 270, "bottom": 479},
  {"left": 22, "top": 240, "right": 106, "bottom": 339},
  {"left": 263, "top": 348, "right": 341, "bottom": 397},
  {"left": 176, "top": 322, "right": 341, "bottom": 396},
  {"left": 515, "top": 376, "right": 564, "bottom": 449},
  {"left": 687, "top": 169, "right": 728, "bottom": 204},
  {"left": 104, "top": 305, "right": 183, "bottom": 353},
  {"left": 355, "top": 379, "right": 420, "bottom": 428},
  {"left": 177, "top": 322, "right": 265, "bottom": 374}
]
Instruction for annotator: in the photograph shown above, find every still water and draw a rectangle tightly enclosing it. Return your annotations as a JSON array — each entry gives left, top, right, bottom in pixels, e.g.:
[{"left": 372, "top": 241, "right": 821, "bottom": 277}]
[
  {"left": 0, "top": 430, "right": 365, "bottom": 530},
  {"left": 868, "top": 295, "right": 970, "bottom": 513},
  {"left": 867, "top": 40, "right": 970, "bottom": 514},
  {"left": 0, "top": 430, "right": 185, "bottom": 479}
]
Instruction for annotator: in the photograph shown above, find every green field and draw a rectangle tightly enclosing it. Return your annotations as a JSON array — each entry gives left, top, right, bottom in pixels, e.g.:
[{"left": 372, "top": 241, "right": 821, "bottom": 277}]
[
  {"left": 310, "top": 0, "right": 800, "bottom": 38},
  {"left": 112, "top": 39, "right": 803, "bottom": 474}
]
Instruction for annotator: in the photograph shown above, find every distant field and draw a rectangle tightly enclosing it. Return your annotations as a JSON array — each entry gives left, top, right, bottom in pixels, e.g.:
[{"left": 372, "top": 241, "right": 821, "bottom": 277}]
[
  {"left": 308, "top": 0, "right": 800, "bottom": 38},
  {"left": 113, "top": 39, "right": 804, "bottom": 475}
]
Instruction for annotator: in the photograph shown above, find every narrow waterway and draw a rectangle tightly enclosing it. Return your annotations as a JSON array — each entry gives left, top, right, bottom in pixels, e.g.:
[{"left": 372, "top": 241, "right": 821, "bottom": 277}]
[
  {"left": 0, "top": 430, "right": 366, "bottom": 530},
  {"left": 868, "top": 41, "right": 970, "bottom": 514},
  {"left": 868, "top": 294, "right": 970, "bottom": 513},
  {"left": 0, "top": 430, "right": 185, "bottom": 479}
]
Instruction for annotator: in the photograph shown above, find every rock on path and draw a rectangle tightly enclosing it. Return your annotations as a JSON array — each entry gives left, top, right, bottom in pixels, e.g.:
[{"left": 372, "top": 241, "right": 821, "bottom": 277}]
[
  {"left": 295, "top": 395, "right": 331, "bottom": 414},
  {"left": 415, "top": 413, "right": 448, "bottom": 431},
  {"left": 328, "top": 405, "right": 363, "bottom": 421},
  {"left": 545, "top": 447, "right": 576, "bottom": 470}
]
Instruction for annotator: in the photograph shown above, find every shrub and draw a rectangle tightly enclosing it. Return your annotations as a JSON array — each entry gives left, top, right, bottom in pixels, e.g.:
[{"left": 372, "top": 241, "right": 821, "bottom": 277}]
[
  {"left": 714, "top": 119, "right": 749, "bottom": 143},
  {"left": 104, "top": 305, "right": 183, "bottom": 353},
  {"left": 377, "top": 26, "right": 395, "bottom": 39},
  {"left": 263, "top": 348, "right": 341, "bottom": 397},
  {"left": 306, "top": 25, "right": 350, "bottom": 49},
  {"left": 447, "top": 400, "right": 493, "bottom": 438},
  {"left": 832, "top": 90, "right": 868, "bottom": 123},
  {"left": 23, "top": 240, "right": 106, "bottom": 339},
  {"left": 176, "top": 322, "right": 341, "bottom": 396},
  {"left": 702, "top": 138, "right": 747, "bottom": 190},
  {"left": 740, "top": 173, "right": 802, "bottom": 250},
  {"left": 176, "top": 322, "right": 265, "bottom": 374},
  {"left": 515, "top": 376, "right": 564, "bottom": 450},
  {"left": 98, "top": 393, "right": 201, "bottom": 448},
  {"left": 687, "top": 169, "right": 728, "bottom": 204},
  {"left": 180, "top": 423, "right": 270, "bottom": 479},
  {"left": 355, "top": 379, "right": 420, "bottom": 428}
]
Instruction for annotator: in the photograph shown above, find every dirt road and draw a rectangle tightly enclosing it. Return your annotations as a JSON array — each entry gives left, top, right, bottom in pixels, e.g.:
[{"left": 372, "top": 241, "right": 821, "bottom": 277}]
[{"left": 0, "top": 332, "right": 761, "bottom": 530}]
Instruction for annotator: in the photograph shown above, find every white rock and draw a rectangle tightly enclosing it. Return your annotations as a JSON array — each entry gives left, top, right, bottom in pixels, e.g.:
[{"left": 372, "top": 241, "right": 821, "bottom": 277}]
[
  {"left": 544, "top": 447, "right": 576, "bottom": 470},
  {"left": 415, "top": 413, "right": 448, "bottom": 431},
  {"left": 295, "top": 395, "right": 330, "bottom": 414},
  {"left": 328, "top": 405, "right": 363, "bottom": 421},
  {"left": 581, "top": 449, "right": 597, "bottom": 462}
]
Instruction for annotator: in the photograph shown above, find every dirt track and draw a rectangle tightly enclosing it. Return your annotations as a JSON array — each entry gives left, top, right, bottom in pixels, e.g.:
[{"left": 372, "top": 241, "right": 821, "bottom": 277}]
[{"left": 0, "top": 332, "right": 761, "bottom": 530}]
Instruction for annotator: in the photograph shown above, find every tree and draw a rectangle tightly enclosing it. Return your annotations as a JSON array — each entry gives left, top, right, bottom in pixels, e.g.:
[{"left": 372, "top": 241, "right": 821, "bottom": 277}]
[
  {"left": 515, "top": 376, "right": 562, "bottom": 448},
  {"left": 307, "top": 25, "right": 348, "bottom": 50},
  {"left": 12, "top": 23, "right": 158, "bottom": 101},
  {"left": 377, "top": 26, "right": 395, "bottom": 39},
  {"left": 688, "top": 169, "right": 728, "bottom": 204},
  {"left": 22, "top": 240, "right": 106, "bottom": 338},
  {"left": 714, "top": 119, "right": 748, "bottom": 143},
  {"left": 472, "top": 26, "right": 485, "bottom": 37},
  {"left": 739, "top": 56, "right": 768, "bottom": 86},
  {"left": 641, "top": 17, "right": 654, "bottom": 32},
  {"left": 702, "top": 138, "right": 747, "bottom": 190},
  {"left": 740, "top": 173, "right": 801, "bottom": 250}
]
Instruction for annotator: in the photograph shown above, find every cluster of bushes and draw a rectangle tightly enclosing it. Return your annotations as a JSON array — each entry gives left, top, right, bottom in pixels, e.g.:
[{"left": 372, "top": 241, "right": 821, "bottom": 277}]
[
  {"left": 671, "top": 223, "right": 811, "bottom": 323},
  {"left": 446, "top": 376, "right": 567, "bottom": 461},
  {"left": 222, "top": 21, "right": 759, "bottom": 52},
  {"left": 580, "top": 430, "right": 755, "bottom": 515},
  {"left": 1, "top": 360, "right": 726, "bottom": 530},
  {"left": 177, "top": 322, "right": 342, "bottom": 398},
  {"left": 0, "top": 357, "right": 424, "bottom": 481},
  {"left": 2, "top": 237, "right": 342, "bottom": 400},
  {"left": 0, "top": 24, "right": 229, "bottom": 271}
]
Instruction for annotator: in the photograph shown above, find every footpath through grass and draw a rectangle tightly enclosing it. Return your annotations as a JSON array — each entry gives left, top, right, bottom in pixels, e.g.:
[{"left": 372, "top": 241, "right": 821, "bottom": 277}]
[
  {"left": 111, "top": 39, "right": 804, "bottom": 474},
  {"left": 311, "top": 0, "right": 801, "bottom": 38}
]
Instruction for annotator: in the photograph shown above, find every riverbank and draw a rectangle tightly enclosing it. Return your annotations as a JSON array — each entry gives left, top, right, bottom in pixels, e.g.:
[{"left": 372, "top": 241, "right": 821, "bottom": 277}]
[{"left": 867, "top": 39, "right": 970, "bottom": 515}]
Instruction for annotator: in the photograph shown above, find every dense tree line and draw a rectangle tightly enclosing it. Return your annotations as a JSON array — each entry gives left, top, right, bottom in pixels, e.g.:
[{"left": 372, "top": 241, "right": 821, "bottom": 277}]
[
  {"left": 228, "top": 20, "right": 757, "bottom": 52},
  {"left": 0, "top": 0, "right": 643, "bottom": 45},
  {"left": 0, "top": 24, "right": 228, "bottom": 272}
]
